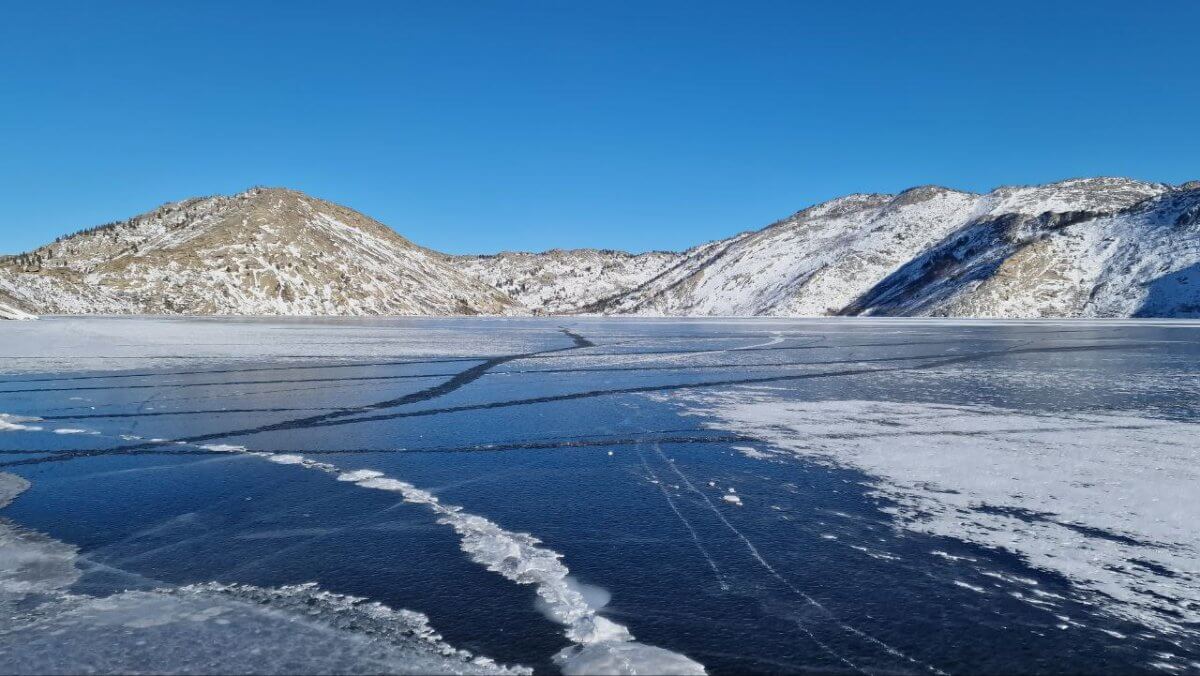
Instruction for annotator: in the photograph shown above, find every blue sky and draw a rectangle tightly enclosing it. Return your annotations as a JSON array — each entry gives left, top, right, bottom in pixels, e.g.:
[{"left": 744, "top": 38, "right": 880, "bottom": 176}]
[{"left": 2, "top": 1, "right": 1197, "bottom": 255}]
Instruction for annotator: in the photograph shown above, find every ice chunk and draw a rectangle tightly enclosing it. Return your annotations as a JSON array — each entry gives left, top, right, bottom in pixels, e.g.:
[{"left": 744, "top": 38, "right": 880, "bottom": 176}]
[
  {"left": 0, "top": 413, "right": 43, "bottom": 432},
  {"left": 336, "top": 469, "right": 384, "bottom": 482},
  {"left": 199, "top": 444, "right": 246, "bottom": 452},
  {"left": 265, "top": 453, "right": 306, "bottom": 464},
  {"left": 554, "top": 641, "right": 706, "bottom": 676}
]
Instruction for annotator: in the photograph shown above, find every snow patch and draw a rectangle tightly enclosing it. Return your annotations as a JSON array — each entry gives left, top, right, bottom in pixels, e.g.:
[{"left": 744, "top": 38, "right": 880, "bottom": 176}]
[
  {"left": 0, "top": 413, "right": 43, "bottom": 432},
  {"left": 682, "top": 394, "right": 1200, "bottom": 638}
]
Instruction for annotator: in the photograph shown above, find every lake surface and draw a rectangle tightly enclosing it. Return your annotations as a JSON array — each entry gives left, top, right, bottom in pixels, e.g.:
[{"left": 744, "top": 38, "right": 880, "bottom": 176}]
[{"left": 1, "top": 316, "right": 1198, "bottom": 674}]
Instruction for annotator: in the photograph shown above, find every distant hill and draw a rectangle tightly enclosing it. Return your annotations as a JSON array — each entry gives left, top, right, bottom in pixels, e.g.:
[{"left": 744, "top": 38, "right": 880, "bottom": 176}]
[
  {"left": 4, "top": 178, "right": 1199, "bottom": 318},
  {"left": 0, "top": 187, "right": 518, "bottom": 316}
]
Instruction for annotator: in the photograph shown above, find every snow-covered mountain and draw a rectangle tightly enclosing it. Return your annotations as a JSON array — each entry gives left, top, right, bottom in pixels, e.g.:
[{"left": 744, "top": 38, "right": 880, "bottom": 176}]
[
  {"left": 587, "top": 178, "right": 1200, "bottom": 318},
  {"left": 453, "top": 249, "right": 678, "bottom": 314},
  {"left": 4, "top": 178, "right": 1199, "bottom": 319},
  {"left": 0, "top": 188, "right": 519, "bottom": 317}
]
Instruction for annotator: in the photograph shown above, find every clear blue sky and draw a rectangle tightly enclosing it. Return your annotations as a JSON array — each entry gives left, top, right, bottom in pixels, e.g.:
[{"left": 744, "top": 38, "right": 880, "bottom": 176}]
[{"left": 2, "top": 1, "right": 1197, "bottom": 255}]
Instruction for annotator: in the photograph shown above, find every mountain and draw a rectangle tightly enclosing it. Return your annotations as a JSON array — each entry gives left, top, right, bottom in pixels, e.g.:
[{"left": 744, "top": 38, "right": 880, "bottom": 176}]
[
  {"left": 0, "top": 188, "right": 519, "bottom": 317},
  {"left": 453, "top": 249, "right": 679, "bottom": 314},
  {"left": 4, "top": 178, "right": 1199, "bottom": 319},
  {"left": 584, "top": 178, "right": 1200, "bottom": 318}
]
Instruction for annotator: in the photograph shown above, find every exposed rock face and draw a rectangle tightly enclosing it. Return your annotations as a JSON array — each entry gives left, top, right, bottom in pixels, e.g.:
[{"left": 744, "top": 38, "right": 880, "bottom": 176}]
[
  {"left": 4, "top": 178, "right": 1199, "bottom": 319},
  {"left": 0, "top": 188, "right": 520, "bottom": 317}
]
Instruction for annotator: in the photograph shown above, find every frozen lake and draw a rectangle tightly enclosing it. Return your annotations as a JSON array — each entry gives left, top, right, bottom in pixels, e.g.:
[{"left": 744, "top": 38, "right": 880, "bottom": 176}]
[{"left": 1, "top": 316, "right": 1198, "bottom": 674}]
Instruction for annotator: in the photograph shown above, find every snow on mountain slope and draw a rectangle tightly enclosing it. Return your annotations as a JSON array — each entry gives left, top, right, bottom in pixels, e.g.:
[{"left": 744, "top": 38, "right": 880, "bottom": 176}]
[
  {"left": 1081, "top": 187, "right": 1200, "bottom": 317},
  {"left": 581, "top": 233, "right": 756, "bottom": 315},
  {"left": 1, "top": 188, "right": 522, "bottom": 316},
  {"left": 0, "top": 292, "right": 36, "bottom": 320},
  {"left": 592, "top": 178, "right": 1187, "bottom": 318},
  {"left": 845, "top": 180, "right": 1192, "bottom": 318},
  {"left": 4, "top": 177, "right": 1198, "bottom": 319},
  {"left": 454, "top": 249, "right": 678, "bottom": 314},
  {"left": 0, "top": 267, "right": 135, "bottom": 315},
  {"left": 589, "top": 189, "right": 982, "bottom": 316}
]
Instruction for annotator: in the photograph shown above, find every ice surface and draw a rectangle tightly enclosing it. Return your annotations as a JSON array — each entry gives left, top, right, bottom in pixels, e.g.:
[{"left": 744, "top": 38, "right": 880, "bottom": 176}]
[
  {"left": 0, "top": 470, "right": 527, "bottom": 675},
  {"left": 6, "top": 317, "right": 1193, "bottom": 673},
  {"left": 345, "top": 466, "right": 706, "bottom": 673},
  {"left": 0, "top": 316, "right": 550, "bottom": 375},
  {"left": 197, "top": 446, "right": 705, "bottom": 674},
  {"left": 0, "top": 521, "right": 81, "bottom": 599},
  {"left": 0, "top": 473, "right": 82, "bottom": 599},
  {"left": 0, "top": 473, "right": 28, "bottom": 508},
  {"left": 682, "top": 394, "right": 1200, "bottom": 638},
  {"left": 0, "top": 583, "right": 531, "bottom": 675}
]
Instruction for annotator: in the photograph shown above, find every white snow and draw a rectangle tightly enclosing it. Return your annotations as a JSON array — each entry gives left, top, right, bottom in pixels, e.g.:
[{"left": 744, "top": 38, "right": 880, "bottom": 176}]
[
  {"left": 457, "top": 249, "right": 679, "bottom": 315},
  {"left": 591, "top": 179, "right": 1195, "bottom": 319},
  {"left": 0, "top": 413, "right": 43, "bottom": 432},
  {"left": 336, "top": 469, "right": 385, "bottom": 482},
  {"left": 198, "top": 444, "right": 247, "bottom": 453},
  {"left": 682, "top": 393, "right": 1200, "bottom": 638},
  {"left": 4, "top": 179, "right": 1199, "bottom": 319}
]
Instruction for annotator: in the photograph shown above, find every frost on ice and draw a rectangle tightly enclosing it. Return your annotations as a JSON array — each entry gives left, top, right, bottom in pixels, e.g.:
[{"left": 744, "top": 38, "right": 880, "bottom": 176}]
[
  {"left": 681, "top": 393, "right": 1200, "bottom": 639},
  {"left": 0, "top": 471, "right": 527, "bottom": 675}
]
